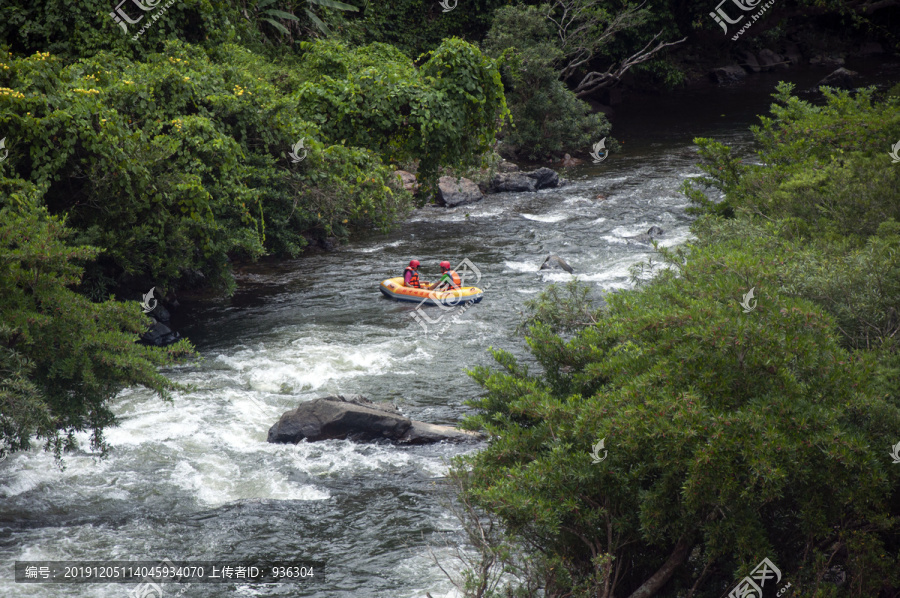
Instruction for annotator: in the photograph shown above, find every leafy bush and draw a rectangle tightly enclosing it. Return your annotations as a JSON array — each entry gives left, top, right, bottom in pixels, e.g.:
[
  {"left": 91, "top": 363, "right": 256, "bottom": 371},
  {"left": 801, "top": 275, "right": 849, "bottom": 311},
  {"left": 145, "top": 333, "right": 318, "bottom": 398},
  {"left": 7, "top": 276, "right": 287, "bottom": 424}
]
[
  {"left": 454, "top": 242, "right": 900, "bottom": 596},
  {"left": 0, "top": 187, "right": 194, "bottom": 460},
  {"left": 684, "top": 83, "right": 900, "bottom": 236},
  {"left": 483, "top": 4, "right": 610, "bottom": 160},
  {"left": 1, "top": 37, "right": 505, "bottom": 293}
]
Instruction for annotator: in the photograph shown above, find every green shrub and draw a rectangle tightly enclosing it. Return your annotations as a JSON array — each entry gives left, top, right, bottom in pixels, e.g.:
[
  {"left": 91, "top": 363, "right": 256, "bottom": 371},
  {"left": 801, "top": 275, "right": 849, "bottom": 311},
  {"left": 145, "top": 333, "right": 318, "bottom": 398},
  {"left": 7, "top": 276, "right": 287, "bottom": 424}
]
[
  {"left": 0, "top": 188, "right": 194, "bottom": 460},
  {"left": 454, "top": 241, "right": 900, "bottom": 596},
  {"left": 1, "top": 37, "right": 505, "bottom": 293},
  {"left": 482, "top": 4, "right": 611, "bottom": 160}
]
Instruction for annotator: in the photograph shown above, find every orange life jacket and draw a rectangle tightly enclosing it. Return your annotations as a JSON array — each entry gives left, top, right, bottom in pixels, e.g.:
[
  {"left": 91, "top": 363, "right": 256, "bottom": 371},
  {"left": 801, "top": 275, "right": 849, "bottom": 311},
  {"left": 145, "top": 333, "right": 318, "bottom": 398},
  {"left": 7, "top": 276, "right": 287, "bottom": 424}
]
[
  {"left": 404, "top": 266, "right": 421, "bottom": 288},
  {"left": 439, "top": 269, "right": 462, "bottom": 289}
]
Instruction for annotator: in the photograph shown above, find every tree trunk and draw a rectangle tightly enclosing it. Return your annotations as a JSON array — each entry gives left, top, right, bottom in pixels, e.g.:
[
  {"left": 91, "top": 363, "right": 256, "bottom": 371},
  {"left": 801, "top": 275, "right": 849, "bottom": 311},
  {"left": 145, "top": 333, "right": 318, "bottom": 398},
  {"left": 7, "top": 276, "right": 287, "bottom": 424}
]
[{"left": 626, "top": 536, "right": 693, "bottom": 598}]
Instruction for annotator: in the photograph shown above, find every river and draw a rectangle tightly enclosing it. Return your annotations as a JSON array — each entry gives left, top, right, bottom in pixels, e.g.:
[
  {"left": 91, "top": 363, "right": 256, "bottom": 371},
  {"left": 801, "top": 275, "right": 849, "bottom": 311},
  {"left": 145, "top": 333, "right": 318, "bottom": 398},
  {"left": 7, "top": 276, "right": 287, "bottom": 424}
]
[{"left": 1, "top": 63, "right": 891, "bottom": 598}]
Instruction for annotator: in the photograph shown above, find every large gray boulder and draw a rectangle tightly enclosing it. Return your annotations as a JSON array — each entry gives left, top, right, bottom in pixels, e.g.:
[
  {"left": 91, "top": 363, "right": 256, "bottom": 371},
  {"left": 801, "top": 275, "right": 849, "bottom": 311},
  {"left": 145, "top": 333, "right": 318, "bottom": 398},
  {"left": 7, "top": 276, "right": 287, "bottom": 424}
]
[
  {"left": 140, "top": 319, "right": 181, "bottom": 347},
  {"left": 492, "top": 172, "right": 537, "bottom": 193},
  {"left": 528, "top": 167, "right": 559, "bottom": 189},
  {"left": 393, "top": 170, "right": 418, "bottom": 194},
  {"left": 817, "top": 68, "right": 858, "bottom": 89},
  {"left": 709, "top": 65, "right": 746, "bottom": 83},
  {"left": 740, "top": 51, "right": 761, "bottom": 73},
  {"left": 540, "top": 254, "right": 574, "bottom": 273},
  {"left": 758, "top": 49, "right": 787, "bottom": 70},
  {"left": 267, "top": 395, "right": 482, "bottom": 445},
  {"left": 437, "top": 176, "right": 483, "bottom": 207},
  {"left": 491, "top": 167, "right": 560, "bottom": 193}
]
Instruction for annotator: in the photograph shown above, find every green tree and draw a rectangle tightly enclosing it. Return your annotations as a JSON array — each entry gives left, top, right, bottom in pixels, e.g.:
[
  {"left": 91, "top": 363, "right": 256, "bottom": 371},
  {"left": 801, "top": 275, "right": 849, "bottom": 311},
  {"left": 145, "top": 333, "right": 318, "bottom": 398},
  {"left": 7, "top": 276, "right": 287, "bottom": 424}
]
[
  {"left": 0, "top": 186, "right": 194, "bottom": 460},
  {"left": 0, "top": 37, "right": 509, "bottom": 294},
  {"left": 454, "top": 251, "right": 900, "bottom": 596},
  {"left": 483, "top": 4, "right": 611, "bottom": 159}
]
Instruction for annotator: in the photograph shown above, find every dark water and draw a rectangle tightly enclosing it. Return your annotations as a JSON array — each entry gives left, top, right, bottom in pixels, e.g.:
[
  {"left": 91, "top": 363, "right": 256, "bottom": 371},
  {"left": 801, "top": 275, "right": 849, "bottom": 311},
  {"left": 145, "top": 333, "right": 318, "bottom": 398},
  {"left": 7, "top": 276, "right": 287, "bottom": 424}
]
[{"left": 1, "top": 61, "right": 895, "bottom": 598}]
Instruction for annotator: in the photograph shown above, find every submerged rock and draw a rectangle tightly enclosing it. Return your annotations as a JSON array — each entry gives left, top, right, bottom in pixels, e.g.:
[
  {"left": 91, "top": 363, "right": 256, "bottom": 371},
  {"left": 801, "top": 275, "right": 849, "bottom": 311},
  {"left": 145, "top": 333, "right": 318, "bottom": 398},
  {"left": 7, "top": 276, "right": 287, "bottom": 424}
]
[
  {"left": 624, "top": 226, "right": 665, "bottom": 244},
  {"left": 437, "top": 176, "right": 483, "bottom": 207},
  {"left": 758, "top": 49, "right": 787, "bottom": 70},
  {"left": 810, "top": 54, "right": 845, "bottom": 68},
  {"left": 540, "top": 254, "right": 574, "bottom": 273},
  {"left": 817, "top": 67, "right": 858, "bottom": 89},
  {"left": 267, "top": 395, "right": 482, "bottom": 445},
  {"left": 141, "top": 319, "right": 182, "bottom": 347},
  {"left": 709, "top": 65, "right": 746, "bottom": 83}
]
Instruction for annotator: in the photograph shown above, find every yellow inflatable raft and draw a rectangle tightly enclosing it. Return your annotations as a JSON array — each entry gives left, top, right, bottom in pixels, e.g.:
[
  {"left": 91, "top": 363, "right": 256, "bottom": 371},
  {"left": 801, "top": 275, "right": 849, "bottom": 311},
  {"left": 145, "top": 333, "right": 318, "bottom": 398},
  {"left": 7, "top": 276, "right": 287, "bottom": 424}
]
[{"left": 379, "top": 277, "right": 484, "bottom": 306}]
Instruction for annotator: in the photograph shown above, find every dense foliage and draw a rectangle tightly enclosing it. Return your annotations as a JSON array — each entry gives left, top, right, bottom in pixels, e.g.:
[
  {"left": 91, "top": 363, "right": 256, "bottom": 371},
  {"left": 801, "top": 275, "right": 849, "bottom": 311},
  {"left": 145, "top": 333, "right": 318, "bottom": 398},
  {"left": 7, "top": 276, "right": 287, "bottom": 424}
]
[
  {"left": 451, "top": 85, "right": 900, "bottom": 596},
  {"left": 483, "top": 4, "right": 612, "bottom": 159},
  {"left": 0, "top": 188, "right": 194, "bottom": 460},
  {"left": 0, "top": 36, "right": 506, "bottom": 294}
]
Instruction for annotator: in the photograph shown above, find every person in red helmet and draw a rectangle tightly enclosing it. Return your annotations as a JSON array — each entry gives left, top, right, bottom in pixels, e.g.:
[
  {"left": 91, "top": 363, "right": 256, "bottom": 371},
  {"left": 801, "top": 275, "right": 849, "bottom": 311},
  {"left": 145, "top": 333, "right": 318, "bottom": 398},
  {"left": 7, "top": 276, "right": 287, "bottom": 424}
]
[
  {"left": 430, "top": 260, "right": 462, "bottom": 291},
  {"left": 404, "top": 260, "right": 428, "bottom": 288}
]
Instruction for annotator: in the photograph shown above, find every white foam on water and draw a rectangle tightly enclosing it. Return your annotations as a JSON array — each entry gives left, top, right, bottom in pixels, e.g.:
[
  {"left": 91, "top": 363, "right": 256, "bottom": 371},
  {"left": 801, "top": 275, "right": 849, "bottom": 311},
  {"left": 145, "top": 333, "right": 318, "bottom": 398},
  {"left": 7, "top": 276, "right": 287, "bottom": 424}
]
[
  {"left": 563, "top": 197, "right": 594, "bottom": 205},
  {"left": 655, "top": 230, "right": 696, "bottom": 248},
  {"left": 541, "top": 271, "right": 576, "bottom": 282},
  {"left": 169, "top": 457, "right": 329, "bottom": 507},
  {"left": 521, "top": 213, "right": 567, "bottom": 223},
  {"left": 270, "top": 439, "right": 450, "bottom": 478},
  {"left": 211, "top": 336, "right": 400, "bottom": 394},
  {"left": 609, "top": 222, "right": 658, "bottom": 237},
  {"left": 503, "top": 261, "right": 539, "bottom": 273},
  {"left": 354, "top": 239, "right": 405, "bottom": 253}
]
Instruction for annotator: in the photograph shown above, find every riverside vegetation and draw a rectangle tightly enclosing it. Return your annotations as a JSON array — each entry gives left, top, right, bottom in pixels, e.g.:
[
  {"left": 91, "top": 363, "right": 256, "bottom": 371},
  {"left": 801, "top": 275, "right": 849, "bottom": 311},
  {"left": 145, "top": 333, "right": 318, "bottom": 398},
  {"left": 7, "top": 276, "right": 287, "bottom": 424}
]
[{"left": 450, "top": 84, "right": 900, "bottom": 596}]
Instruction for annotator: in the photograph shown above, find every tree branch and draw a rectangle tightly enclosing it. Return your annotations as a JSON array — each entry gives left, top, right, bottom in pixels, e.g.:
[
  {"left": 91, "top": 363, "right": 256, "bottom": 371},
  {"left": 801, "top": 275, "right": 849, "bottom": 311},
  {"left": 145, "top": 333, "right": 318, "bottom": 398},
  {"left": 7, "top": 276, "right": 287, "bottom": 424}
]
[{"left": 626, "top": 535, "right": 693, "bottom": 598}]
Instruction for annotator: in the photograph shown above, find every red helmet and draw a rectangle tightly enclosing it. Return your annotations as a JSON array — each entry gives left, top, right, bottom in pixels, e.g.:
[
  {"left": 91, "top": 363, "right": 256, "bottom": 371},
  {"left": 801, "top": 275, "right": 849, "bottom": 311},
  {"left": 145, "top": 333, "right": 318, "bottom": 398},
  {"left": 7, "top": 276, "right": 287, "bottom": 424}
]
[
  {"left": 439, "top": 260, "right": 451, "bottom": 270},
  {"left": 409, "top": 260, "right": 420, "bottom": 268}
]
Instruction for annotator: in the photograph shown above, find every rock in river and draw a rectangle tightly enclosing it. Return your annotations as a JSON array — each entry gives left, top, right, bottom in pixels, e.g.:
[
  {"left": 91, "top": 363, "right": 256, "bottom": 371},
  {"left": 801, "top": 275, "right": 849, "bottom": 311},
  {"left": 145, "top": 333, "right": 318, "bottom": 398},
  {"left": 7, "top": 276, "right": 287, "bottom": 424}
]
[
  {"left": 817, "top": 67, "right": 858, "bottom": 89},
  {"left": 540, "top": 254, "right": 574, "bottom": 273},
  {"left": 267, "top": 395, "right": 482, "bottom": 445},
  {"left": 624, "top": 226, "right": 665, "bottom": 244},
  {"left": 437, "top": 176, "right": 483, "bottom": 207}
]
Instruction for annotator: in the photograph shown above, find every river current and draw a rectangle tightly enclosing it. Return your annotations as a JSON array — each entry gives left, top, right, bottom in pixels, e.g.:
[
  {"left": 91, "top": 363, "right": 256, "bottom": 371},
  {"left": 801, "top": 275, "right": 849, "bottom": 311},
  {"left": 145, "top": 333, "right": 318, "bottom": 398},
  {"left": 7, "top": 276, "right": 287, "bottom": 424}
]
[{"left": 1, "top": 65, "right": 891, "bottom": 597}]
